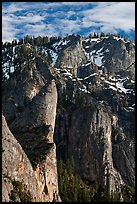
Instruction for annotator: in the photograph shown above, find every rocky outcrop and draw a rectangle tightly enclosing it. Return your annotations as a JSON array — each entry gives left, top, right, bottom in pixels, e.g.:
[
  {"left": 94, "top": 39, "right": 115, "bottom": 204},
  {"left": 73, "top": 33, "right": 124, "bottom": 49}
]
[
  {"left": 2, "top": 34, "right": 135, "bottom": 201},
  {"left": 2, "top": 114, "right": 40, "bottom": 202},
  {"left": 55, "top": 100, "right": 134, "bottom": 195},
  {"left": 56, "top": 35, "right": 87, "bottom": 76},
  {"left": 77, "top": 62, "right": 98, "bottom": 79},
  {"left": 86, "top": 36, "right": 135, "bottom": 79},
  {"left": 53, "top": 35, "right": 135, "bottom": 193},
  {"left": 2, "top": 79, "right": 61, "bottom": 202},
  {"left": 67, "top": 105, "right": 123, "bottom": 192},
  {"left": 10, "top": 80, "right": 57, "bottom": 137},
  {"left": 2, "top": 56, "right": 53, "bottom": 125},
  {"left": 112, "top": 140, "right": 135, "bottom": 188}
]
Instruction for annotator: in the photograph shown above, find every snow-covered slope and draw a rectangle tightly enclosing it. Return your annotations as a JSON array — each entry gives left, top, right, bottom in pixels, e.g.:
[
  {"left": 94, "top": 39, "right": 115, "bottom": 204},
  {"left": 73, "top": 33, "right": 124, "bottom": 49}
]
[{"left": 2, "top": 34, "right": 135, "bottom": 114}]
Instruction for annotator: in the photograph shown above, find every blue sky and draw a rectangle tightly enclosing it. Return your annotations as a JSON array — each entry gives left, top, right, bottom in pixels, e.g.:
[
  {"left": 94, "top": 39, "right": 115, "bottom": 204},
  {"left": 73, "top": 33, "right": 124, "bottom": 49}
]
[{"left": 2, "top": 2, "right": 135, "bottom": 42}]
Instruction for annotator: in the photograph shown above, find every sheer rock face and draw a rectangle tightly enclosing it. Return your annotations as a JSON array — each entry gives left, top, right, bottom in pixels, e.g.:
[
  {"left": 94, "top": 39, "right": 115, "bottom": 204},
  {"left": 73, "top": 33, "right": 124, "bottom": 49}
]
[
  {"left": 53, "top": 35, "right": 135, "bottom": 193},
  {"left": 34, "top": 143, "right": 60, "bottom": 202},
  {"left": 2, "top": 114, "right": 39, "bottom": 202},
  {"left": 55, "top": 35, "right": 135, "bottom": 80},
  {"left": 9, "top": 80, "right": 57, "bottom": 141},
  {"left": 112, "top": 141, "right": 135, "bottom": 188},
  {"left": 2, "top": 79, "right": 61, "bottom": 202},
  {"left": 2, "top": 34, "right": 135, "bottom": 200},
  {"left": 88, "top": 37, "right": 135, "bottom": 79},
  {"left": 56, "top": 36, "right": 87, "bottom": 76},
  {"left": 67, "top": 106, "right": 123, "bottom": 193},
  {"left": 55, "top": 103, "right": 134, "bottom": 193},
  {"left": 2, "top": 57, "right": 53, "bottom": 125}
]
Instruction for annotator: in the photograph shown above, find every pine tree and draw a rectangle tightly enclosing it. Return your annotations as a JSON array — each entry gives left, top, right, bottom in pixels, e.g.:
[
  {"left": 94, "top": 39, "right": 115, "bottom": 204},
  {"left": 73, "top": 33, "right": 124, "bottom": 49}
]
[
  {"left": 24, "top": 35, "right": 31, "bottom": 44},
  {"left": 74, "top": 175, "right": 80, "bottom": 202},
  {"left": 100, "top": 32, "right": 105, "bottom": 38},
  {"left": 93, "top": 32, "right": 97, "bottom": 38},
  {"left": 18, "top": 38, "right": 24, "bottom": 45},
  {"left": 12, "top": 39, "right": 17, "bottom": 47},
  {"left": 68, "top": 156, "right": 75, "bottom": 175},
  {"left": 89, "top": 33, "right": 92, "bottom": 40},
  {"left": 58, "top": 160, "right": 63, "bottom": 194}
]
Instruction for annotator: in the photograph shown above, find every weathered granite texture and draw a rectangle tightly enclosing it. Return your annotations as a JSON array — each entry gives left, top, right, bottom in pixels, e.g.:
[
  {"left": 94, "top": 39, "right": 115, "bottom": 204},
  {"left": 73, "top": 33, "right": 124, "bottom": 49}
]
[{"left": 2, "top": 80, "right": 61, "bottom": 202}]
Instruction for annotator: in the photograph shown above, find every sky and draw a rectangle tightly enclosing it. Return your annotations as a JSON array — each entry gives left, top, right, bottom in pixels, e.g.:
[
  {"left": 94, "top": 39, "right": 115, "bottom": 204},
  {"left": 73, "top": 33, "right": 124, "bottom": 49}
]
[{"left": 2, "top": 2, "right": 135, "bottom": 42}]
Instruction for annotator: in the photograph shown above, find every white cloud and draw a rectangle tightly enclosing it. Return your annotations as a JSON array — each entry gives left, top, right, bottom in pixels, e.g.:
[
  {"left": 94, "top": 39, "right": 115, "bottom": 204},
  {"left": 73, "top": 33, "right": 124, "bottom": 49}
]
[
  {"left": 82, "top": 2, "right": 135, "bottom": 33},
  {"left": 2, "top": 3, "right": 24, "bottom": 14},
  {"left": 23, "top": 23, "right": 58, "bottom": 37},
  {"left": 16, "top": 15, "right": 44, "bottom": 23},
  {"left": 81, "top": 17, "right": 100, "bottom": 28},
  {"left": 2, "top": 14, "right": 18, "bottom": 42},
  {"left": 2, "top": 2, "right": 135, "bottom": 42},
  {"left": 55, "top": 19, "right": 82, "bottom": 35}
]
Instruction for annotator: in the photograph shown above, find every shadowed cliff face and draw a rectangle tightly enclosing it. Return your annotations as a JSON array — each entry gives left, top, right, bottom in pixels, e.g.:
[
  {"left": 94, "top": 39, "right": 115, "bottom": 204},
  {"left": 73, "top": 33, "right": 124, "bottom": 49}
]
[
  {"left": 2, "top": 114, "right": 39, "bottom": 202},
  {"left": 67, "top": 106, "right": 131, "bottom": 192},
  {"left": 2, "top": 56, "right": 53, "bottom": 125},
  {"left": 83, "top": 36, "right": 135, "bottom": 80},
  {"left": 2, "top": 34, "right": 135, "bottom": 200},
  {"left": 57, "top": 106, "right": 123, "bottom": 192},
  {"left": 52, "top": 35, "right": 135, "bottom": 194},
  {"left": 55, "top": 102, "right": 135, "bottom": 195},
  {"left": 9, "top": 80, "right": 57, "bottom": 136},
  {"left": 2, "top": 80, "right": 61, "bottom": 202}
]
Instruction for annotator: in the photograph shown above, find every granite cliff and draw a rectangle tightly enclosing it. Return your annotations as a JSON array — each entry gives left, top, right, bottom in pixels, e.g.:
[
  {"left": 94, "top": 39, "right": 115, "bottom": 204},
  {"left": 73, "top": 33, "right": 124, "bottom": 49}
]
[
  {"left": 2, "top": 76, "right": 61, "bottom": 202},
  {"left": 2, "top": 33, "right": 135, "bottom": 201}
]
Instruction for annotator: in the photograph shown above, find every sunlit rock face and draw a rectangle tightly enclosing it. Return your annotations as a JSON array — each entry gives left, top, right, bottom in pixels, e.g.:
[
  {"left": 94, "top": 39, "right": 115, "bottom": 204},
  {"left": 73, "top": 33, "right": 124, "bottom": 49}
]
[
  {"left": 84, "top": 36, "right": 135, "bottom": 80},
  {"left": 2, "top": 79, "right": 61, "bottom": 202},
  {"left": 2, "top": 33, "right": 135, "bottom": 200},
  {"left": 56, "top": 35, "right": 87, "bottom": 77}
]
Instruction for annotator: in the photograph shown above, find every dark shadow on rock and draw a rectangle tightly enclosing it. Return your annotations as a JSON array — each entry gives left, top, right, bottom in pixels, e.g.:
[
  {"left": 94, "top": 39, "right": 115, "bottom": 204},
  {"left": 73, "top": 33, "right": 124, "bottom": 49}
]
[{"left": 10, "top": 124, "right": 54, "bottom": 169}]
